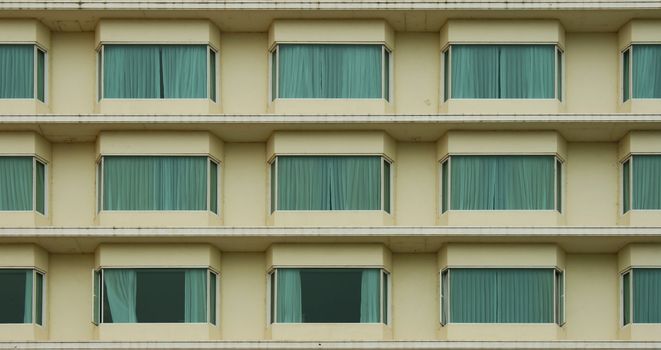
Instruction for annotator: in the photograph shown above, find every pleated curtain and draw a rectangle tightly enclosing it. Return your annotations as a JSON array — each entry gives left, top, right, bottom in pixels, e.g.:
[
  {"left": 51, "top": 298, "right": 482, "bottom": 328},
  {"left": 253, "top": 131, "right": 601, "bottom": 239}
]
[
  {"left": 449, "top": 268, "right": 554, "bottom": 323},
  {"left": 278, "top": 44, "right": 382, "bottom": 98},
  {"left": 103, "top": 269, "right": 138, "bottom": 323},
  {"left": 632, "top": 155, "right": 661, "bottom": 209},
  {"left": 0, "top": 157, "right": 33, "bottom": 211},
  {"left": 450, "top": 155, "right": 555, "bottom": 210},
  {"left": 633, "top": 269, "right": 661, "bottom": 323},
  {"left": 277, "top": 156, "right": 381, "bottom": 210},
  {"left": 102, "top": 156, "right": 207, "bottom": 211},
  {"left": 632, "top": 45, "right": 661, "bottom": 98},
  {"left": 23, "top": 270, "right": 33, "bottom": 323},
  {"left": 359, "top": 269, "right": 380, "bottom": 323},
  {"left": 0, "top": 45, "right": 34, "bottom": 98},
  {"left": 451, "top": 45, "right": 555, "bottom": 99},
  {"left": 276, "top": 269, "right": 303, "bottom": 323},
  {"left": 184, "top": 269, "right": 207, "bottom": 323}
]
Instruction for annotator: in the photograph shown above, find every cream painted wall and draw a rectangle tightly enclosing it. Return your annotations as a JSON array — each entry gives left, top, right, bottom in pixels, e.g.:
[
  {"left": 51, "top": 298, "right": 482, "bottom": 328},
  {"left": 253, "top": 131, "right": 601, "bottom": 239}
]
[
  {"left": 564, "top": 254, "right": 619, "bottom": 340},
  {"left": 394, "top": 32, "right": 439, "bottom": 115},
  {"left": 50, "top": 32, "right": 95, "bottom": 115},
  {"left": 51, "top": 143, "right": 96, "bottom": 227},
  {"left": 220, "top": 33, "right": 268, "bottom": 114},
  {"left": 565, "top": 142, "right": 618, "bottom": 226},
  {"left": 565, "top": 33, "right": 618, "bottom": 113},
  {"left": 223, "top": 143, "right": 266, "bottom": 226},
  {"left": 395, "top": 142, "right": 436, "bottom": 226}
]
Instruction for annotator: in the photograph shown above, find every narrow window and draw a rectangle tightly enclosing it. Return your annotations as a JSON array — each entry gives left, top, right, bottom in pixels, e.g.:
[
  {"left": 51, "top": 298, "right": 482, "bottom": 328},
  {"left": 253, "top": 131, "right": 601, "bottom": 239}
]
[
  {"left": 441, "top": 159, "right": 449, "bottom": 213},
  {"left": 35, "top": 272, "right": 44, "bottom": 326},
  {"left": 556, "top": 48, "right": 563, "bottom": 101},
  {"left": 382, "top": 270, "right": 389, "bottom": 324},
  {"left": 209, "top": 159, "right": 219, "bottom": 214},
  {"left": 270, "top": 48, "right": 277, "bottom": 101},
  {"left": 209, "top": 271, "right": 217, "bottom": 325},
  {"left": 209, "top": 48, "right": 217, "bottom": 102},
  {"left": 443, "top": 49, "right": 449, "bottom": 102},
  {"left": 270, "top": 161, "right": 276, "bottom": 213},
  {"left": 441, "top": 269, "right": 448, "bottom": 325},
  {"left": 35, "top": 160, "right": 46, "bottom": 215},
  {"left": 383, "top": 48, "right": 390, "bottom": 102},
  {"left": 93, "top": 270, "right": 100, "bottom": 324},
  {"left": 623, "top": 48, "right": 630, "bottom": 102},
  {"left": 36, "top": 48, "right": 45, "bottom": 102},
  {"left": 623, "top": 159, "right": 630, "bottom": 213},
  {"left": 383, "top": 159, "right": 391, "bottom": 214},
  {"left": 623, "top": 270, "right": 631, "bottom": 325},
  {"left": 556, "top": 159, "right": 562, "bottom": 213},
  {"left": 555, "top": 270, "right": 564, "bottom": 325},
  {"left": 631, "top": 44, "right": 661, "bottom": 99},
  {"left": 269, "top": 271, "right": 276, "bottom": 324}
]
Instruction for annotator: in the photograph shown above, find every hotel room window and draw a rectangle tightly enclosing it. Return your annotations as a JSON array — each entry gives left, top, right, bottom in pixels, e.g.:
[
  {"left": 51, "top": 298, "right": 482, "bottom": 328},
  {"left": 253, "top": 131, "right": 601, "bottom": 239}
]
[
  {"left": 0, "top": 269, "right": 44, "bottom": 325},
  {"left": 622, "top": 268, "right": 661, "bottom": 325},
  {"left": 622, "top": 45, "right": 661, "bottom": 102},
  {"left": 0, "top": 44, "right": 46, "bottom": 102},
  {"left": 0, "top": 156, "right": 47, "bottom": 215},
  {"left": 622, "top": 155, "right": 661, "bottom": 213}
]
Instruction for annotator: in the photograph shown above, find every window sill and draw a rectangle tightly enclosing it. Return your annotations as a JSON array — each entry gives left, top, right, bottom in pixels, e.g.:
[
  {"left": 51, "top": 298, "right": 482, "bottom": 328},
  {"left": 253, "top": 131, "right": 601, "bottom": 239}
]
[
  {"left": 440, "top": 98, "right": 563, "bottom": 114},
  {"left": 96, "top": 323, "right": 219, "bottom": 341},
  {"left": 96, "top": 99, "right": 221, "bottom": 115},
  {"left": 0, "top": 211, "right": 50, "bottom": 227},
  {"left": 0, "top": 323, "right": 48, "bottom": 341},
  {"left": 268, "top": 210, "right": 393, "bottom": 227},
  {"left": 269, "top": 322, "right": 391, "bottom": 341},
  {"left": 0, "top": 99, "right": 50, "bottom": 114},
  {"left": 96, "top": 211, "right": 222, "bottom": 227},
  {"left": 439, "top": 210, "right": 563, "bottom": 226},
  {"left": 619, "top": 323, "right": 661, "bottom": 341},
  {"left": 440, "top": 323, "right": 562, "bottom": 341},
  {"left": 619, "top": 210, "right": 661, "bottom": 226}
]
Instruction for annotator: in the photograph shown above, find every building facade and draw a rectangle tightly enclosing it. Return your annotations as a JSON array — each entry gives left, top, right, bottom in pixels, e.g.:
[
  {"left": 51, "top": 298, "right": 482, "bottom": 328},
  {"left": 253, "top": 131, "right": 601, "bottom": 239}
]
[{"left": 1, "top": 1, "right": 661, "bottom": 349}]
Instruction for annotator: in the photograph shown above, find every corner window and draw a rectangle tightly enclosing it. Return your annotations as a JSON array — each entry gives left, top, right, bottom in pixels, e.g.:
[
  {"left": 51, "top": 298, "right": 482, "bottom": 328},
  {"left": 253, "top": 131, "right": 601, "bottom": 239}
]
[
  {"left": 270, "top": 156, "right": 391, "bottom": 212},
  {"left": 97, "top": 156, "right": 219, "bottom": 213},
  {"left": 98, "top": 44, "right": 217, "bottom": 100},
  {"left": 622, "top": 268, "right": 661, "bottom": 325},
  {"left": 440, "top": 155, "right": 562, "bottom": 211},
  {"left": 270, "top": 44, "right": 391, "bottom": 100},
  {"left": 0, "top": 156, "right": 47, "bottom": 214},
  {"left": 95, "top": 268, "right": 218, "bottom": 324},
  {"left": 622, "top": 44, "right": 661, "bottom": 100},
  {"left": 0, "top": 269, "right": 45, "bottom": 325},
  {"left": 440, "top": 268, "right": 564, "bottom": 325},
  {"left": 269, "top": 268, "right": 389, "bottom": 324},
  {"left": 442, "top": 44, "right": 562, "bottom": 100},
  {"left": 621, "top": 155, "right": 661, "bottom": 212},
  {"left": 0, "top": 44, "right": 46, "bottom": 102}
]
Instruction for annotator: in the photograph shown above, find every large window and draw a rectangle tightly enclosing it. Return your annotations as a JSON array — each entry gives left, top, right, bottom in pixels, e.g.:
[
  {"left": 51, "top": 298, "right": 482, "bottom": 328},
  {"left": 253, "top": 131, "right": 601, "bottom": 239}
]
[
  {"left": 621, "top": 155, "right": 661, "bottom": 213},
  {"left": 622, "top": 44, "right": 661, "bottom": 102},
  {"left": 440, "top": 155, "right": 562, "bottom": 212},
  {"left": 0, "top": 156, "right": 46, "bottom": 214},
  {"left": 98, "top": 44, "right": 217, "bottom": 100},
  {"left": 622, "top": 268, "right": 661, "bottom": 325},
  {"left": 270, "top": 156, "right": 391, "bottom": 212},
  {"left": 270, "top": 44, "right": 391, "bottom": 100},
  {"left": 442, "top": 44, "right": 562, "bottom": 100},
  {"left": 0, "top": 269, "right": 44, "bottom": 325},
  {"left": 0, "top": 44, "right": 46, "bottom": 102},
  {"left": 97, "top": 156, "right": 219, "bottom": 213},
  {"left": 269, "top": 268, "right": 389, "bottom": 324},
  {"left": 440, "top": 268, "right": 564, "bottom": 325},
  {"left": 94, "top": 268, "right": 217, "bottom": 324}
]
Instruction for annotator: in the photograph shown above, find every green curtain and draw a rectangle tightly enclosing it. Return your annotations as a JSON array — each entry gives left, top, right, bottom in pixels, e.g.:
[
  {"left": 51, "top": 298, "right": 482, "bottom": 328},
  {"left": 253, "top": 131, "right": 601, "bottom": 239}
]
[
  {"left": 23, "top": 270, "right": 33, "bottom": 323},
  {"left": 184, "top": 269, "right": 207, "bottom": 323},
  {"left": 35, "top": 272, "right": 43, "bottom": 325},
  {"left": 210, "top": 161, "right": 218, "bottom": 214},
  {"left": 35, "top": 161, "right": 45, "bottom": 215},
  {"left": 278, "top": 44, "right": 382, "bottom": 98},
  {"left": 451, "top": 45, "right": 555, "bottom": 99},
  {"left": 623, "top": 272, "right": 631, "bottom": 325},
  {"left": 103, "top": 45, "right": 207, "bottom": 99},
  {"left": 632, "top": 45, "right": 661, "bottom": 98},
  {"left": 0, "top": 157, "right": 33, "bottom": 211},
  {"left": 359, "top": 269, "right": 380, "bottom": 323},
  {"left": 623, "top": 49, "right": 630, "bottom": 102},
  {"left": 104, "top": 269, "right": 137, "bottom": 323},
  {"left": 0, "top": 45, "right": 34, "bottom": 98},
  {"left": 623, "top": 160, "right": 630, "bottom": 213},
  {"left": 443, "top": 50, "right": 450, "bottom": 101},
  {"left": 450, "top": 268, "right": 554, "bottom": 323},
  {"left": 632, "top": 155, "right": 661, "bottom": 209},
  {"left": 633, "top": 268, "right": 661, "bottom": 323},
  {"left": 450, "top": 155, "right": 555, "bottom": 210},
  {"left": 37, "top": 49, "right": 45, "bottom": 102},
  {"left": 276, "top": 269, "right": 302, "bottom": 323},
  {"left": 277, "top": 156, "right": 381, "bottom": 210},
  {"left": 103, "top": 156, "right": 207, "bottom": 211}
]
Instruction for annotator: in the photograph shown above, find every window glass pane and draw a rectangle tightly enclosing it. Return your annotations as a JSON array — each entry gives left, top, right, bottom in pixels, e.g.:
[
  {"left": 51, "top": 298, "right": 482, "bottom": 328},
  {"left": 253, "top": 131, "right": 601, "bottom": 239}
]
[
  {"left": 275, "top": 268, "right": 381, "bottom": 323},
  {"left": 103, "top": 44, "right": 207, "bottom": 99},
  {"left": 383, "top": 49, "right": 390, "bottom": 101},
  {"left": 623, "top": 271, "right": 631, "bottom": 325},
  {"left": 623, "top": 49, "right": 630, "bottom": 102},
  {"left": 37, "top": 49, "right": 45, "bottom": 102},
  {"left": 633, "top": 268, "right": 661, "bottom": 323},
  {"left": 450, "top": 155, "right": 555, "bottom": 210},
  {"left": 556, "top": 159, "right": 562, "bottom": 213},
  {"left": 632, "top": 155, "right": 661, "bottom": 210},
  {"left": 98, "top": 49, "right": 102, "bottom": 101},
  {"left": 384, "top": 160, "right": 390, "bottom": 213},
  {"left": 102, "top": 156, "right": 207, "bottom": 211},
  {"left": 557, "top": 49, "right": 562, "bottom": 101},
  {"left": 0, "top": 156, "right": 34, "bottom": 211},
  {"left": 270, "top": 272, "right": 276, "bottom": 323},
  {"left": 441, "top": 270, "right": 448, "bottom": 325},
  {"left": 555, "top": 270, "right": 564, "bottom": 325},
  {"left": 449, "top": 268, "right": 554, "bottom": 323},
  {"left": 382, "top": 272, "right": 388, "bottom": 324},
  {"left": 623, "top": 159, "right": 630, "bottom": 213},
  {"left": 35, "top": 272, "right": 43, "bottom": 325},
  {"left": 36, "top": 161, "right": 45, "bottom": 215},
  {"left": 0, "top": 269, "right": 32, "bottom": 323},
  {"left": 270, "top": 161, "right": 276, "bottom": 213},
  {"left": 632, "top": 44, "right": 661, "bottom": 98},
  {"left": 277, "top": 156, "right": 381, "bottom": 210},
  {"left": 278, "top": 44, "right": 382, "bottom": 98},
  {"left": 97, "top": 162, "right": 102, "bottom": 213},
  {"left": 209, "top": 49, "right": 216, "bottom": 102},
  {"left": 209, "top": 271, "right": 216, "bottom": 325},
  {"left": 94, "top": 270, "right": 100, "bottom": 324},
  {"left": 441, "top": 160, "right": 448, "bottom": 213},
  {"left": 0, "top": 44, "right": 34, "bottom": 98},
  {"left": 443, "top": 50, "right": 449, "bottom": 102},
  {"left": 451, "top": 44, "right": 555, "bottom": 99},
  {"left": 210, "top": 160, "right": 218, "bottom": 214},
  {"left": 271, "top": 49, "right": 277, "bottom": 100}
]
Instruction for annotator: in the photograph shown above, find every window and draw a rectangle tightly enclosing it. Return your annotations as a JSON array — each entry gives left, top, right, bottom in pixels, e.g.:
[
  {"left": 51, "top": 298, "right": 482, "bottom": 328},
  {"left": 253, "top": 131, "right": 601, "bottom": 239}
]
[
  {"left": 442, "top": 44, "right": 562, "bottom": 100},
  {"left": 0, "top": 156, "right": 47, "bottom": 214},
  {"left": 440, "top": 268, "right": 564, "bottom": 325},
  {"left": 95, "top": 268, "right": 217, "bottom": 324},
  {"left": 622, "top": 268, "right": 661, "bottom": 325},
  {"left": 0, "top": 269, "right": 44, "bottom": 325},
  {"left": 270, "top": 44, "right": 391, "bottom": 100},
  {"left": 621, "top": 155, "right": 661, "bottom": 213},
  {"left": 269, "top": 268, "right": 389, "bottom": 324},
  {"left": 97, "top": 156, "right": 219, "bottom": 213},
  {"left": 440, "top": 155, "right": 562, "bottom": 211},
  {"left": 0, "top": 44, "right": 46, "bottom": 102},
  {"left": 98, "top": 44, "right": 218, "bottom": 100},
  {"left": 622, "top": 44, "right": 661, "bottom": 101},
  {"left": 270, "top": 156, "right": 391, "bottom": 212}
]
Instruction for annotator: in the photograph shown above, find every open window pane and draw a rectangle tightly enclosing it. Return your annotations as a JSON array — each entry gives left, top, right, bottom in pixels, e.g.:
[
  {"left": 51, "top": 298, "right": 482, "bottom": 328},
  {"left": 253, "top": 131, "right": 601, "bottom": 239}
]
[
  {"left": 441, "top": 160, "right": 449, "bottom": 213},
  {"left": 0, "top": 269, "right": 34, "bottom": 324},
  {"left": 0, "top": 44, "right": 34, "bottom": 98},
  {"left": 209, "top": 271, "right": 217, "bottom": 325},
  {"left": 35, "top": 272, "right": 43, "bottom": 325},
  {"left": 0, "top": 157, "right": 34, "bottom": 211},
  {"left": 632, "top": 44, "right": 661, "bottom": 99},
  {"left": 623, "top": 159, "right": 630, "bottom": 213},
  {"left": 93, "top": 270, "right": 100, "bottom": 324},
  {"left": 623, "top": 271, "right": 631, "bottom": 325},
  {"left": 556, "top": 159, "right": 562, "bottom": 213},
  {"left": 623, "top": 49, "right": 630, "bottom": 102},
  {"left": 35, "top": 161, "right": 45, "bottom": 215},
  {"left": 209, "top": 49, "right": 216, "bottom": 102},
  {"left": 209, "top": 160, "right": 218, "bottom": 214},
  {"left": 383, "top": 160, "right": 391, "bottom": 213},
  {"left": 632, "top": 268, "right": 661, "bottom": 323},
  {"left": 441, "top": 270, "right": 448, "bottom": 325},
  {"left": 37, "top": 49, "right": 45, "bottom": 102},
  {"left": 631, "top": 155, "right": 661, "bottom": 210},
  {"left": 555, "top": 270, "right": 564, "bottom": 325}
]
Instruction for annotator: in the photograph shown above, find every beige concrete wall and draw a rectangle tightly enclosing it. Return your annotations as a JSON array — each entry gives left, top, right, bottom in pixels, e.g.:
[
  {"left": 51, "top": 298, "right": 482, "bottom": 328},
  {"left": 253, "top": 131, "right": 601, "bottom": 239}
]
[
  {"left": 96, "top": 131, "right": 223, "bottom": 160},
  {"left": 95, "top": 244, "right": 221, "bottom": 271},
  {"left": 441, "top": 19, "right": 565, "bottom": 48},
  {"left": 438, "top": 131, "right": 567, "bottom": 160},
  {"left": 220, "top": 33, "right": 268, "bottom": 114},
  {"left": 50, "top": 32, "right": 95, "bottom": 114},
  {"left": 51, "top": 143, "right": 96, "bottom": 227},
  {"left": 223, "top": 143, "right": 267, "bottom": 226},
  {"left": 394, "top": 32, "right": 439, "bottom": 115},
  {"left": 220, "top": 253, "right": 266, "bottom": 340},
  {"left": 95, "top": 19, "right": 220, "bottom": 48},
  {"left": 267, "top": 244, "right": 392, "bottom": 270},
  {"left": 394, "top": 142, "right": 436, "bottom": 226},
  {"left": 268, "top": 20, "right": 395, "bottom": 49},
  {"left": 267, "top": 131, "right": 396, "bottom": 160},
  {"left": 439, "top": 244, "right": 565, "bottom": 269}
]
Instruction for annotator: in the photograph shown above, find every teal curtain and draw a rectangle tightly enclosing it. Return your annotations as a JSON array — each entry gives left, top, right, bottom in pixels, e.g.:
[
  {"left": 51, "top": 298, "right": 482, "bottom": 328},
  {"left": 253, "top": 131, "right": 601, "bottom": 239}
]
[
  {"left": 103, "top": 44, "right": 207, "bottom": 99},
  {"left": 0, "top": 45, "right": 34, "bottom": 98},
  {"left": 276, "top": 269, "right": 302, "bottom": 323},
  {"left": 37, "top": 49, "right": 45, "bottom": 102},
  {"left": 450, "top": 268, "right": 554, "bottom": 323},
  {"left": 623, "top": 49, "right": 630, "bottom": 101},
  {"left": 632, "top": 155, "right": 661, "bottom": 209},
  {"left": 450, "top": 155, "right": 555, "bottom": 210},
  {"left": 210, "top": 160, "right": 218, "bottom": 214},
  {"left": 623, "top": 159, "right": 630, "bottom": 213},
  {"left": 278, "top": 44, "right": 382, "bottom": 98},
  {"left": 277, "top": 156, "right": 381, "bottom": 210},
  {"left": 359, "top": 269, "right": 380, "bottom": 323},
  {"left": 23, "top": 270, "right": 33, "bottom": 323},
  {"left": 184, "top": 269, "right": 207, "bottom": 323},
  {"left": 0, "top": 157, "right": 33, "bottom": 211},
  {"left": 623, "top": 272, "right": 631, "bottom": 325},
  {"left": 451, "top": 45, "right": 555, "bottom": 99},
  {"left": 35, "top": 272, "right": 43, "bottom": 325},
  {"left": 104, "top": 269, "right": 137, "bottom": 323},
  {"left": 557, "top": 49, "right": 563, "bottom": 101},
  {"left": 209, "top": 49, "right": 216, "bottom": 102},
  {"left": 103, "top": 156, "right": 207, "bottom": 211},
  {"left": 443, "top": 50, "right": 450, "bottom": 101},
  {"left": 383, "top": 49, "right": 390, "bottom": 101},
  {"left": 35, "top": 161, "right": 45, "bottom": 215},
  {"left": 632, "top": 45, "right": 661, "bottom": 98},
  {"left": 633, "top": 268, "right": 661, "bottom": 323}
]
